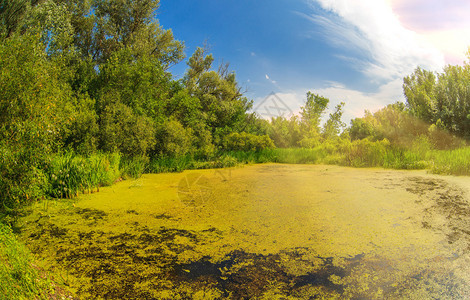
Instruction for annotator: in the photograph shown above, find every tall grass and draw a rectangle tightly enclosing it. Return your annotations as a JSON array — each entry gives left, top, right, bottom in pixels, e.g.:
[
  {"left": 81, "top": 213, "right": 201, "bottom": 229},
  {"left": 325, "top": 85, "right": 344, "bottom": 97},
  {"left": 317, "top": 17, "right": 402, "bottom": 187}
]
[
  {"left": 428, "top": 148, "right": 470, "bottom": 175},
  {"left": 120, "top": 156, "right": 149, "bottom": 179},
  {"left": 45, "top": 152, "right": 121, "bottom": 198},
  {"left": 0, "top": 223, "right": 53, "bottom": 299}
]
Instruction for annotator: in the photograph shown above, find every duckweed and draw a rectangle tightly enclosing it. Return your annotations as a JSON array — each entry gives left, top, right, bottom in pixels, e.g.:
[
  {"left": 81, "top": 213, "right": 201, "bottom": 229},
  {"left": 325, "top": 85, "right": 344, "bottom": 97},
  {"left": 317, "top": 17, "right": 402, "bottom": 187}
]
[{"left": 17, "top": 164, "right": 470, "bottom": 299}]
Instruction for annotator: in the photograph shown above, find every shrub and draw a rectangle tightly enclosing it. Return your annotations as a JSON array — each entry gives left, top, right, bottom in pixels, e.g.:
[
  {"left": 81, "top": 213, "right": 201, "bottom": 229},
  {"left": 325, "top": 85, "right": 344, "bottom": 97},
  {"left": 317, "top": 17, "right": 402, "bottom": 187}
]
[
  {"left": 0, "top": 146, "right": 48, "bottom": 216},
  {"left": 222, "top": 132, "right": 274, "bottom": 152},
  {"left": 343, "top": 138, "right": 390, "bottom": 167},
  {"left": 155, "top": 119, "right": 194, "bottom": 157}
]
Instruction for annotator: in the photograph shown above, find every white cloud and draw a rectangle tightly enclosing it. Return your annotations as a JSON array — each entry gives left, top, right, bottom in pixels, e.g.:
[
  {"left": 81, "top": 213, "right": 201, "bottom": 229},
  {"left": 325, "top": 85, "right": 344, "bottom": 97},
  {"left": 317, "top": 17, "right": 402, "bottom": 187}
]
[
  {"left": 308, "top": 0, "right": 445, "bottom": 81},
  {"left": 252, "top": 83, "right": 402, "bottom": 124},
  {"left": 314, "top": 79, "right": 404, "bottom": 122},
  {"left": 265, "top": 74, "right": 277, "bottom": 84}
]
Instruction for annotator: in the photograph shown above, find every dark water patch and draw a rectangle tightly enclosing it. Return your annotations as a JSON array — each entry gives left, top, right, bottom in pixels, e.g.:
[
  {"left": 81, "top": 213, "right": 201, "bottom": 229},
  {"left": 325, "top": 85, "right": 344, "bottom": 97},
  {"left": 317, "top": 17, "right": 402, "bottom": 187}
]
[
  {"left": 154, "top": 213, "right": 173, "bottom": 219},
  {"left": 404, "top": 176, "right": 470, "bottom": 247},
  {"left": 29, "top": 220, "right": 68, "bottom": 239},
  {"left": 405, "top": 176, "right": 446, "bottom": 196},
  {"left": 173, "top": 249, "right": 348, "bottom": 298},
  {"left": 71, "top": 207, "right": 108, "bottom": 226}
]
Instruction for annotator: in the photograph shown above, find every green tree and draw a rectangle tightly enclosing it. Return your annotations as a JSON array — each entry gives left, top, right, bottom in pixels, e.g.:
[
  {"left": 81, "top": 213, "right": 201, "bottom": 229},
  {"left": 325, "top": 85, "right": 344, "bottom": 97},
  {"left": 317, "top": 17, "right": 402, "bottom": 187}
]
[
  {"left": 267, "top": 116, "right": 301, "bottom": 148},
  {"left": 99, "top": 99, "right": 156, "bottom": 157},
  {"left": 299, "top": 92, "right": 329, "bottom": 146},
  {"left": 403, "top": 67, "right": 436, "bottom": 123},
  {"left": 323, "top": 102, "right": 346, "bottom": 139},
  {"left": 57, "top": 0, "right": 184, "bottom": 67},
  {"left": 184, "top": 47, "right": 253, "bottom": 145},
  {"left": 0, "top": 32, "right": 72, "bottom": 211},
  {"left": 300, "top": 92, "right": 329, "bottom": 132}
]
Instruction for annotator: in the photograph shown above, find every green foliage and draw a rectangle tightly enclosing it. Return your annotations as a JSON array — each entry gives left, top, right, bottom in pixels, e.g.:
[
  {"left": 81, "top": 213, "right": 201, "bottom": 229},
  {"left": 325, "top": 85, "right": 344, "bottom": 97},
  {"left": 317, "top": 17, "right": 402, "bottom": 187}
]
[
  {"left": 184, "top": 47, "right": 253, "bottom": 143},
  {"left": 97, "top": 47, "right": 169, "bottom": 119},
  {"left": 99, "top": 101, "right": 156, "bottom": 157},
  {"left": 0, "top": 146, "right": 48, "bottom": 214},
  {"left": 62, "top": 0, "right": 184, "bottom": 67},
  {"left": 45, "top": 152, "right": 120, "bottom": 198},
  {"left": 428, "top": 147, "right": 470, "bottom": 175},
  {"left": 155, "top": 118, "right": 194, "bottom": 157},
  {"left": 268, "top": 116, "right": 302, "bottom": 148},
  {"left": 349, "top": 115, "right": 378, "bottom": 141},
  {"left": 222, "top": 132, "right": 274, "bottom": 152},
  {"left": 0, "top": 0, "right": 31, "bottom": 38},
  {"left": 0, "top": 32, "right": 72, "bottom": 213},
  {"left": 322, "top": 102, "right": 346, "bottom": 139},
  {"left": 404, "top": 62, "right": 470, "bottom": 139},
  {"left": 63, "top": 94, "right": 99, "bottom": 155},
  {"left": 300, "top": 92, "right": 329, "bottom": 133},
  {"left": 0, "top": 222, "right": 53, "bottom": 299},
  {"left": 403, "top": 67, "right": 436, "bottom": 122},
  {"left": 343, "top": 138, "right": 389, "bottom": 167},
  {"left": 148, "top": 155, "right": 192, "bottom": 173},
  {"left": 120, "top": 156, "right": 149, "bottom": 179}
]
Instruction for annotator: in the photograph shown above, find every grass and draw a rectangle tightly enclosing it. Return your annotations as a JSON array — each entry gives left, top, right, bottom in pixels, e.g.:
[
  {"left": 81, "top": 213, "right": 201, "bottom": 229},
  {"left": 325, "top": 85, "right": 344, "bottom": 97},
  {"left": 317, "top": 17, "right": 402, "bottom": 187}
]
[
  {"left": 45, "top": 152, "right": 121, "bottom": 198},
  {"left": 145, "top": 138, "right": 470, "bottom": 177},
  {"left": 427, "top": 147, "right": 470, "bottom": 175},
  {"left": 0, "top": 223, "right": 53, "bottom": 300}
]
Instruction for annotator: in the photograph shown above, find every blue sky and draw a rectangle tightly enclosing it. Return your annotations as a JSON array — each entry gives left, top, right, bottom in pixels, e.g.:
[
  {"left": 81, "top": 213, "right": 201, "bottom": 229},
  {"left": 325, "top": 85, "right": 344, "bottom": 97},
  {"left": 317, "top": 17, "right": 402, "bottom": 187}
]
[{"left": 158, "top": 0, "right": 470, "bottom": 123}]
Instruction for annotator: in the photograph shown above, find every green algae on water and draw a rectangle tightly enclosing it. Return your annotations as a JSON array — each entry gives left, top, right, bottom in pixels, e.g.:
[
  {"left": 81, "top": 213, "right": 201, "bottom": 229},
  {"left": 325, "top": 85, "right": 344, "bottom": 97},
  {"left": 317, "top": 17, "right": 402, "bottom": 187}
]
[{"left": 18, "top": 164, "right": 470, "bottom": 299}]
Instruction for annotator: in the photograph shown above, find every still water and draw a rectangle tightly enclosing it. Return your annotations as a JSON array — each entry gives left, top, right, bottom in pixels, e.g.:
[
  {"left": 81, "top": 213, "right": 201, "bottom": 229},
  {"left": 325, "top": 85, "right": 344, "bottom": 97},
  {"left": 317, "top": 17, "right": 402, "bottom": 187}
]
[{"left": 20, "top": 164, "right": 470, "bottom": 299}]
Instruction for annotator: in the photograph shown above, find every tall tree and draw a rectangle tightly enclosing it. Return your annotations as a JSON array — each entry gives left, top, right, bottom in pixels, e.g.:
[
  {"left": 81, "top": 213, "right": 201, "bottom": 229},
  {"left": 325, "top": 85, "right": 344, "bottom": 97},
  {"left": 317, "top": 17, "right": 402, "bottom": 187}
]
[
  {"left": 323, "top": 102, "right": 346, "bottom": 139},
  {"left": 56, "top": 0, "right": 184, "bottom": 68},
  {"left": 184, "top": 47, "right": 253, "bottom": 145},
  {"left": 403, "top": 67, "right": 436, "bottom": 123}
]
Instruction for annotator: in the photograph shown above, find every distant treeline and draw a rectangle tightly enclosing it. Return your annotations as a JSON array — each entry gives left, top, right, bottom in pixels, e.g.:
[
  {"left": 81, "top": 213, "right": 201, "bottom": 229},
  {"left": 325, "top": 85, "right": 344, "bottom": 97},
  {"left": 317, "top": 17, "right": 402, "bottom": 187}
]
[{"left": 1, "top": 0, "right": 470, "bottom": 216}]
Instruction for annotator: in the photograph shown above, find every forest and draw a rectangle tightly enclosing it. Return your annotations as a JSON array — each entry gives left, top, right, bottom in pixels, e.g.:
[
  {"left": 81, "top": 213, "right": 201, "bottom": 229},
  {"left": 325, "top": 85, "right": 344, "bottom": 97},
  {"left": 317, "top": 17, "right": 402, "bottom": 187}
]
[{"left": 2, "top": 0, "right": 470, "bottom": 298}]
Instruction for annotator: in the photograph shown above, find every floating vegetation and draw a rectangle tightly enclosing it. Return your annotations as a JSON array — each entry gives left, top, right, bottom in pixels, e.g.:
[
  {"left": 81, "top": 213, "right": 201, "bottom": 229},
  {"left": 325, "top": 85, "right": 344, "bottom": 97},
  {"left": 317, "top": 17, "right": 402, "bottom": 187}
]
[{"left": 17, "top": 164, "right": 470, "bottom": 299}]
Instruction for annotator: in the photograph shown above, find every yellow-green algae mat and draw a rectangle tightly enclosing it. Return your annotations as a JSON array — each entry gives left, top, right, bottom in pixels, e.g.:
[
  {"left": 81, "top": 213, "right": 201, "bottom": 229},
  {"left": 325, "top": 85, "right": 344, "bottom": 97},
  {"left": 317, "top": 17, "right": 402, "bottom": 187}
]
[{"left": 18, "top": 164, "right": 470, "bottom": 299}]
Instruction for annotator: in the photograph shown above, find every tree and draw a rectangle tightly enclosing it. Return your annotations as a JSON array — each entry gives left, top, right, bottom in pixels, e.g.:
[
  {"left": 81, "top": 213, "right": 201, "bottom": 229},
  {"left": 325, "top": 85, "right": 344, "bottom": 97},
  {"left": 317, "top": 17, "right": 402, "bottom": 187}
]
[
  {"left": 0, "top": 32, "right": 73, "bottom": 210},
  {"left": 268, "top": 116, "right": 302, "bottom": 148},
  {"left": 404, "top": 62, "right": 470, "bottom": 139},
  {"left": 0, "top": 0, "right": 32, "bottom": 38},
  {"left": 403, "top": 67, "right": 436, "bottom": 123},
  {"left": 56, "top": 0, "right": 184, "bottom": 68},
  {"left": 299, "top": 92, "right": 329, "bottom": 146},
  {"left": 300, "top": 92, "right": 329, "bottom": 132},
  {"left": 184, "top": 47, "right": 253, "bottom": 145},
  {"left": 99, "top": 99, "right": 156, "bottom": 157},
  {"left": 323, "top": 102, "right": 345, "bottom": 139}
]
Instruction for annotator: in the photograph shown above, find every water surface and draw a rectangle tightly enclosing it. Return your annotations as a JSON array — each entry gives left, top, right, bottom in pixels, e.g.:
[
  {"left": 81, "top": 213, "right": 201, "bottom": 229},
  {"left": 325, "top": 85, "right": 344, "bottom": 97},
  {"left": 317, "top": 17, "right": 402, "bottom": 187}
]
[{"left": 19, "top": 164, "right": 470, "bottom": 299}]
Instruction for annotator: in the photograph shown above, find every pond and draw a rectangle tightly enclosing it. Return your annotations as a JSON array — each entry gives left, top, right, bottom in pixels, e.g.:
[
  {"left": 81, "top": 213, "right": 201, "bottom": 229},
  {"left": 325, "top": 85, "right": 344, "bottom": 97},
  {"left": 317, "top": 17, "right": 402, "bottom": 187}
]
[{"left": 19, "top": 164, "right": 470, "bottom": 299}]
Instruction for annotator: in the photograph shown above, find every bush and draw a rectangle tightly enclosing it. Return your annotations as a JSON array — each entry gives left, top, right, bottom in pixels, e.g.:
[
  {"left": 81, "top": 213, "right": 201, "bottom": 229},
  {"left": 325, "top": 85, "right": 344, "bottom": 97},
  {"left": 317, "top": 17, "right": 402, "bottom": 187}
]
[
  {"left": 99, "top": 101, "right": 156, "bottom": 157},
  {"left": 0, "top": 146, "right": 48, "bottom": 216},
  {"left": 155, "top": 119, "right": 194, "bottom": 157},
  {"left": 222, "top": 132, "right": 274, "bottom": 152},
  {"left": 343, "top": 138, "right": 390, "bottom": 167}
]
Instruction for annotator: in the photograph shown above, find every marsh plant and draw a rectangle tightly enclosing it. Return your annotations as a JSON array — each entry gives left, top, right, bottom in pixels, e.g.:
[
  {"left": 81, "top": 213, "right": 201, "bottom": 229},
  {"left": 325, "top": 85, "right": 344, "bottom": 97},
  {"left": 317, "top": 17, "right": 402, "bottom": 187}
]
[{"left": 45, "top": 152, "right": 121, "bottom": 198}]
